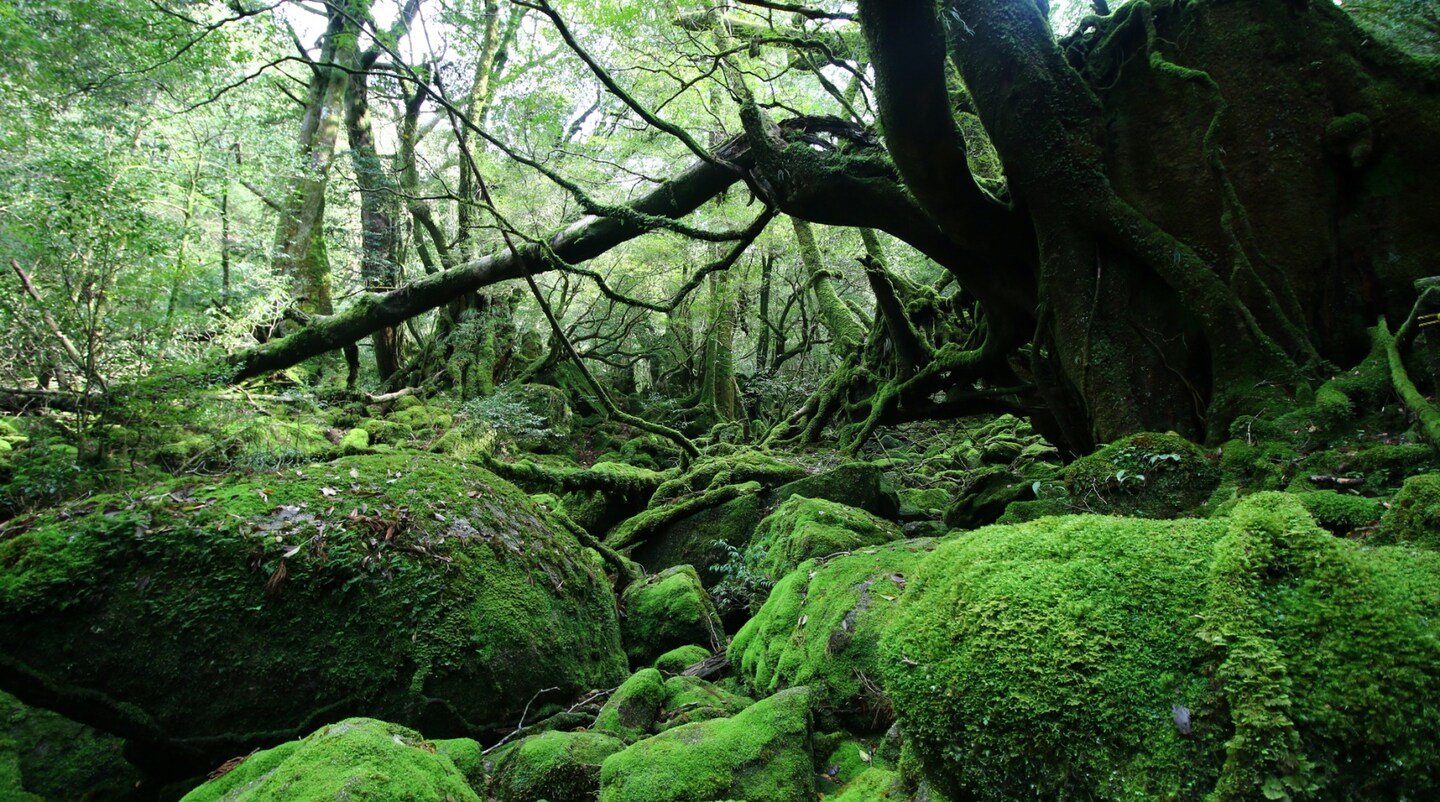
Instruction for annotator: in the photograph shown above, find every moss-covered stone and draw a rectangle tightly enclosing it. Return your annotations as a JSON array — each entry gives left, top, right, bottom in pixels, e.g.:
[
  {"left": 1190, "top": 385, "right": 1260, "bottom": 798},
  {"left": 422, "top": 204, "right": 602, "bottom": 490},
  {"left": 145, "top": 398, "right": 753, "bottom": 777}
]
[
  {"left": 338, "top": 427, "right": 371, "bottom": 454},
  {"left": 1065, "top": 431, "right": 1219, "bottom": 517},
  {"left": 652, "top": 644, "right": 711, "bottom": 674},
  {"left": 389, "top": 405, "right": 454, "bottom": 431},
  {"left": 655, "top": 675, "right": 753, "bottom": 732},
  {"left": 356, "top": 417, "right": 411, "bottom": 446},
  {"left": 0, "top": 691, "right": 137, "bottom": 801},
  {"left": 1293, "top": 489, "right": 1382, "bottom": 535},
  {"left": 828, "top": 768, "right": 904, "bottom": 801},
  {"left": 179, "top": 718, "right": 480, "bottom": 801},
  {"left": 620, "top": 565, "right": 724, "bottom": 666},
  {"left": 598, "top": 686, "right": 814, "bottom": 802},
  {"left": 883, "top": 494, "right": 1440, "bottom": 801},
  {"left": 490, "top": 730, "right": 624, "bottom": 802},
  {"left": 0, "top": 454, "right": 627, "bottom": 769},
  {"left": 593, "top": 668, "right": 667, "bottom": 743},
  {"left": 730, "top": 540, "right": 934, "bottom": 730},
  {"left": 748, "top": 496, "right": 902, "bottom": 582},
  {"left": 1375, "top": 473, "right": 1440, "bottom": 548}
]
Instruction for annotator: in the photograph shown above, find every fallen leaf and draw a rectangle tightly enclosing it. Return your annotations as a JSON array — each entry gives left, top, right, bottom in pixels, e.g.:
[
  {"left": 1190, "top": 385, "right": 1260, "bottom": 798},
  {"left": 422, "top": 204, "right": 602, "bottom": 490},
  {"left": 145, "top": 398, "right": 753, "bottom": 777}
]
[
  {"left": 858, "top": 749, "right": 871, "bottom": 763},
  {"left": 320, "top": 487, "right": 338, "bottom": 497}
]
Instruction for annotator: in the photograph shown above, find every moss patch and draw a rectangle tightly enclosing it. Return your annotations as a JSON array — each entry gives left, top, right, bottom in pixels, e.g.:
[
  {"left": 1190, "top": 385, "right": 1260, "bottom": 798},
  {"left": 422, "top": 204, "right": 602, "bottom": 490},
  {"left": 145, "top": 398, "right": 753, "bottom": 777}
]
[
  {"left": 1375, "top": 473, "right": 1440, "bottom": 548},
  {"left": 652, "top": 644, "right": 711, "bottom": 674},
  {"left": 593, "top": 668, "right": 666, "bottom": 743},
  {"left": 0, "top": 454, "right": 627, "bottom": 766},
  {"left": 730, "top": 540, "right": 934, "bottom": 731},
  {"left": 1065, "top": 431, "right": 1219, "bottom": 517},
  {"left": 748, "top": 496, "right": 902, "bottom": 582},
  {"left": 179, "top": 718, "right": 479, "bottom": 801},
  {"left": 620, "top": 566, "right": 724, "bottom": 666},
  {"left": 598, "top": 686, "right": 814, "bottom": 802},
  {"left": 489, "top": 730, "right": 623, "bottom": 802}
]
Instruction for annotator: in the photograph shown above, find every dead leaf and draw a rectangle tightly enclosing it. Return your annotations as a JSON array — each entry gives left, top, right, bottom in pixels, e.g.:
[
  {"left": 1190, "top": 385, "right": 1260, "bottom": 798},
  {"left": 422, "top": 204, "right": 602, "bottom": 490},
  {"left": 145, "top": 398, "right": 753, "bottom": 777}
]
[
  {"left": 798, "top": 615, "right": 807, "bottom": 627},
  {"left": 858, "top": 749, "right": 871, "bottom": 763},
  {"left": 350, "top": 467, "right": 359, "bottom": 479},
  {"left": 265, "top": 560, "right": 288, "bottom": 599},
  {"left": 320, "top": 487, "right": 338, "bottom": 497}
]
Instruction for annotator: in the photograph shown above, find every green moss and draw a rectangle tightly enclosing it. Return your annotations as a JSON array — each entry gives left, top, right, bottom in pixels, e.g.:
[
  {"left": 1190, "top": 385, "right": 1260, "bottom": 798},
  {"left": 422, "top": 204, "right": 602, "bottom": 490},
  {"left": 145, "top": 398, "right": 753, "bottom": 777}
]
[
  {"left": 356, "top": 417, "right": 411, "bottom": 445},
  {"left": 180, "top": 718, "right": 479, "bottom": 801},
  {"left": 0, "top": 691, "right": 138, "bottom": 801},
  {"left": 338, "top": 427, "right": 371, "bottom": 454},
  {"left": 598, "top": 687, "right": 814, "bottom": 802},
  {"left": 1293, "top": 489, "right": 1381, "bottom": 535},
  {"left": 1375, "top": 473, "right": 1440, "bottom": 548},
  {"left": 0, "top": 454, "right": 627, "bottom": 763},
  {"left": 748, "top": 496, "right": 902, "bottom": 582},
  {"left": 593, "top": 668, "right": 667, "bottom": 743},
  {"left": 829, "top": 767, "right": 904, "bottom": 801},
  {"left": 389, "top": 405, "right": 453, "bottom": 431},
  {"left": 730, "top": 540, "right": 934, "bottom": 730},
  {"left": 1065, "top": 431, "right": 1219, "bottom": 517},
  {"left": 655, "top": 675, "right": 753, "bottom": 732},
  {"left": 652, "top": 644, "right": 711, "bottom": 674},
  {"left": 490, "top": 730, "right": 623, "bottom": 802},
  {"left": 620, "top": 566, "right": 724, "bottom": 666},
  {"left": 882, "top": 494, "right": 1440, "bottom": 801}
]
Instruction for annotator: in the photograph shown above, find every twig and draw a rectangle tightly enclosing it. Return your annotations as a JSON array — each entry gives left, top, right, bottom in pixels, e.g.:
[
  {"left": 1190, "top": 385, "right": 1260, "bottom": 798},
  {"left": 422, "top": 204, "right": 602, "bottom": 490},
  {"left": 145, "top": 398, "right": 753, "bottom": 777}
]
[{"left": 9, "top": 259, "right": 87, "bottom": 373}]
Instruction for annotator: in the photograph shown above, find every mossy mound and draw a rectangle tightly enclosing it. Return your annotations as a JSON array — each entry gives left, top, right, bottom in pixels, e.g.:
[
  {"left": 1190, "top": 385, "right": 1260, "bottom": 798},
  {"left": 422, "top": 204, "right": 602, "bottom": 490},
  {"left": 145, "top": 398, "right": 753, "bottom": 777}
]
[
  {"left": 179, "top": 718, "right": 480, "bottom": 801},
  {"left": 883, "top": 493, "right": 1440, "bottom": 801},
  {"left": 593, "top": 668, "right": 667, "bottom": 743},
  {"left": 1293, "top": 489, "right": 1382, "bottom": 536},
  {"left": 619, "top": 565, "right": 724, "bottom": 666},
  {"left": 655, "top": 675, "right": 753, "bottom": 732},
  {"left": 828, "top": 767, "right": 904, "bottom": 801},
  {"left": 0, "top": 691, "right": 138, "bottom": 801},
  {"left": 1064, "top": 431, "right": 1219, "bottom": 517},
  {"left": 652, "top": 644, "right": 711, "bottom": 673},
  {"left": 730, "top": 540, "right": 934, "bottom": 730},
  {"left": 1375, "top": 472, "right": 1440, "bottom": 548},
  {"left": 0, "top": 454, "right": 627, "bottom": 771},
  {"left": 489, "top": 730, "right": 624, "bottom": 802},
  {"left": 598, "top": 686, "right": 814, "bottom": 802},
  {"left": 749, "top": 496, "right": 902, "bottom": 582}
]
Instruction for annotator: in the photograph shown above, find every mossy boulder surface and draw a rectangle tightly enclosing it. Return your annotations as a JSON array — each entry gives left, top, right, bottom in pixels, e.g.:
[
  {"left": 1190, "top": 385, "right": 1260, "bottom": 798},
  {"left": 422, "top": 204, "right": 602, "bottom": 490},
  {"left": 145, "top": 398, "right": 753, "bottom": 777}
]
[
  {"left": 730, "top": 540, "right": 934, "bottom": 730},
  {"left": 1375, "top": 472, "right": 1440, "bottom": 548},
  {"left": 0, "top": 454, "right": 627, "bottom": 767},
  {"left": 652, "top": 644, "right": 710, "bottom": 673},
  {"left": 489, "top": 730, "right": 624, "bottom": 802},
  {"left": 179, "top": 718, "right": 480, "bottom": 801},
  {"left": 749, "top": 496, "right": 902, "bottom": 582},
  {"left": 655, "top": 675, "right": 753, "bottom": 732},
  {"left": 593, "top": 668, "right": 667, "bottom": 743},
  {"left": 598, "top": 686, "right": 814, "bottom": 802},
  {"left": 1065, "top": 431, "right": 1219, "bottom": 517},
  {"left": 620, "top": 565, "right": 724, "bottom": 666},
  {"left": 0, "top": 691, "right": 138, "bottom": 801},
  {"left": 883, "top": 493, "right": 1440, "bottom": 801}
]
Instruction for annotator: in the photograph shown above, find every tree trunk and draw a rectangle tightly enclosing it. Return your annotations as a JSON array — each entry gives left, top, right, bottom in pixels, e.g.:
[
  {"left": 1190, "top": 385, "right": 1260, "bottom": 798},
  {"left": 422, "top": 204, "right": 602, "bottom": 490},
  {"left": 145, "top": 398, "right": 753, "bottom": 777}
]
[{"left": 345, "top": 68, "right": 404, "bottom": 381}]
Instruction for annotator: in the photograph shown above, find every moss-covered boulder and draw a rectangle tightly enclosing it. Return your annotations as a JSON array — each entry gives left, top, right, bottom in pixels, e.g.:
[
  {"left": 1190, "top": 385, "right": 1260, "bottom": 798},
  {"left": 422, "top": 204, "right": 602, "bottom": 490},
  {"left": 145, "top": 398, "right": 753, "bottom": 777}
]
[
  {"left": 0, "top": 454, "right": 627, "bottom": 772},
  {"left": 625, "top": 460, "right": 899, "bottom": 585},
  {"left": 730, "top": 540, "right": 934, "bottom": 730},
  {"left": 883, "top": 493, "right": 1440, "bottom": 801},
  {"left": 655, "top": 675, "right": 753, "bottom": 732},
  {"left": 0, "top": 691, "right": 138, "bottom": 802},
  {"left": 593, "top": 668, "right": 667, "bottom": 743},
  {"left": 180, "top": 718, "right": 480, "bottom": 801},
  {"left": 598, "top": 686, "right": 814, "bottom": 802},
  {"left": 652, "top": 644, "right": 711, "bottom": 674},
  {"left": 489, "top": 730, "right": 624, "bottom": 802},
  {"left": 828, "top": 768, "right": 904, "bottom": 801},
  {"left": 749, "top": 496, "right": 903, "bottom": 582},
  {"left": 1294, "top": 489, "right": 1382, "bottom": 536},
  {"left": 1064, "top": 431, "right": 1219, "bottom": 518},
  {"left": 338, "top": 427, "right": 371, "bottom": 454},
  {"left": 620, "top": 566, "right": 724, "bottom": 666},
  {"left": 1375, "top": 473, "right": 1440, "bottom": 548}
]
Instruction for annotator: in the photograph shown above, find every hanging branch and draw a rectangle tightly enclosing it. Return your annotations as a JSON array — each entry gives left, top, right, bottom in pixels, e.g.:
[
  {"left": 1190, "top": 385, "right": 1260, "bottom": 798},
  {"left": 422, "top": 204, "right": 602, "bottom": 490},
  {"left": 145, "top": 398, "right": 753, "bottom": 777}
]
[{"left": 9, "top": 259, "right": 92, "bottom": 386}]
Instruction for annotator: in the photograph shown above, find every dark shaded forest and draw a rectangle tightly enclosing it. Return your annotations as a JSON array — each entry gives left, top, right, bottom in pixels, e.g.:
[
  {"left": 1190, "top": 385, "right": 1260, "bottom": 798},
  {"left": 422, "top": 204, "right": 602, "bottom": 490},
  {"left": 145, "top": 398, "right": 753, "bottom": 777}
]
[{"left": 1, "top": 0, "right": 1439, "bottom": 800}]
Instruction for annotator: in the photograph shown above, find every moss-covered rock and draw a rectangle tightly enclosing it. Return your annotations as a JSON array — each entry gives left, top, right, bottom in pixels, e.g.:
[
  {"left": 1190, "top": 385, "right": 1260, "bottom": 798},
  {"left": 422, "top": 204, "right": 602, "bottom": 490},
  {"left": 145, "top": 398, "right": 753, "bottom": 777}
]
[
  {"left": 389, "top": 405, "right": 453, "bottom": 431},
  {"left": 828, "top": 768, "right": 904, "bottom": 801},
  {"left": 883, "top": 493, "right": 1440, "bottom": 801},
  {"left": 179, "top": 718, "right": 480, "bottom": 801},
  {"left": 1375, "top": 472, "right": 1440, "bottom": 548},
  {"left": 356, "top": 417, "right": 411, "bottom": 446},
  {"left": 1064, "top": 431, "right": 1219, "bottom": 518},
  {"left": 489, "top": 730, "right": 624, "bottom": 802},
  {"left": 1293, "top": 489, "right": 1382, "bottom": 535},
  {"left": 598, "top": 686, "right": 814, "bottom": 802},
  {"left": 593, "top": 668, "right": 667, "bottom": 743},
  {"left": 338, "top": 427, "right": 371, "bottom": 454},
  {"left": 652, "top": 644, "right": 711, "bottom": 674},
  {"left": 748, "top": 496, "right": 902, "bottom": 582},
  {"left": 620, "top": 565, "right": 724, "bottom": 666},
  {"left": 0, "top": 691, "right": 138, "bottom": 801},
  {"left": 655, "top": 675, "right": 753, "bottom": 732},
  {"left": 0, "top": 454, "right": 627, "bottom": 771},
  {"left": 730, "top": 540, "right": 934, "bottom": 730}
]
